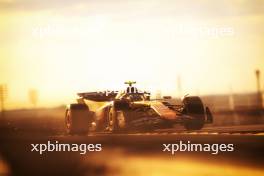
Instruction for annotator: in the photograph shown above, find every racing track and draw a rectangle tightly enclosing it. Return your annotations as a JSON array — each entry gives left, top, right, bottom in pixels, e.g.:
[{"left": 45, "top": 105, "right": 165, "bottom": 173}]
[
  {"left": 51, "top": 124, "right": 264, "bottom": 165},
  {"left": 52, "top": 124, "right": 264, "bottom": 167},
  {"left": 0, "top": 115, "right": 264, "bottom": 176}
]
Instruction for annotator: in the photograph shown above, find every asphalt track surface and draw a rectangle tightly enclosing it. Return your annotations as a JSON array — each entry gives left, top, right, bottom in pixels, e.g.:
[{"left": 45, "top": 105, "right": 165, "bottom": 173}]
[
  {"left": 1, "top": 121, "right": 264, "bottom": 176},
  {"left": 53, "top": 124, "right": 264, "bottom": 155},
  {"left": 88, "top": 124, "right": 264, "bottom": 135},
  {"left": 49, "top": 124, "right": 264, "bottom": 140},
  {"left": 51, "top": 124, "right": 264, "bottom": 167}
]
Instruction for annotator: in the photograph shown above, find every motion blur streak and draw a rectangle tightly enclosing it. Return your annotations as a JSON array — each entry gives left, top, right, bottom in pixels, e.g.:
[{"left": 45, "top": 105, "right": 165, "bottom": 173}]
[
  {"left": 83, "top": 150, "right": 264, "bottom": 176},
  {"left": 0, "top": 156, "right": 10, "bottom": 176},
  {"left": 112, "top": 156, "right": 264, "bottom": 176}
]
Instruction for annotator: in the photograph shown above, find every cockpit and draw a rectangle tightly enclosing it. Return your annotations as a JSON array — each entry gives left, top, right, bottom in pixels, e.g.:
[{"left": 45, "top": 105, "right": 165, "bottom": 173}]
[{"left": 116, "top": 87, "right": 150, "bottom": 102}]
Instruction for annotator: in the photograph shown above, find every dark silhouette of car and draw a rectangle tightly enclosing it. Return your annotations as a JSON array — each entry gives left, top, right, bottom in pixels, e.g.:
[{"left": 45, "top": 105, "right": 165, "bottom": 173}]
[{"left": 65, "top": 81, "right": 213, "bottom": 134}]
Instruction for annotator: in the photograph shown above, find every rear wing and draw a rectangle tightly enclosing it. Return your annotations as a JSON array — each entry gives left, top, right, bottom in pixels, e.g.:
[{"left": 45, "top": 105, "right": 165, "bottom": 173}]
[{"left": 77, "top": 91, "right": 117, "bottom": 102}]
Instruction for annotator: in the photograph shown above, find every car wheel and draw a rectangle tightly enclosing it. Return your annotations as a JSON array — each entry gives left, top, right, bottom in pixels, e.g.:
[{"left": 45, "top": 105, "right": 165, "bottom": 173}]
[
  {"left": 107, "top": 107, "right": 128, "bottom": 133},
  {"left": 182, "top": 96, "right": 205, "bottom": 130},
  {"left": 107, "top": 107, "right": 118, "bottom": 132},
  {"left": 65, "top": 104, "right": 92, "bottom": 135}
]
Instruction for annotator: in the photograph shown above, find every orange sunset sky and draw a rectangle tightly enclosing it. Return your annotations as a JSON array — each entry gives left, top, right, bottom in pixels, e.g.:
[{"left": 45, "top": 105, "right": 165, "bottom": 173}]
[{"left": 0, "top": 0, "right": 264, "bottom": 109}]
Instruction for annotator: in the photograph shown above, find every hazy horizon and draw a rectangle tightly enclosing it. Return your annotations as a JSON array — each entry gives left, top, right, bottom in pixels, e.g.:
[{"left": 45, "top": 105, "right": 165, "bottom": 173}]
[{"left": 1, "top": 0, "right": 264, "bottom": 109}]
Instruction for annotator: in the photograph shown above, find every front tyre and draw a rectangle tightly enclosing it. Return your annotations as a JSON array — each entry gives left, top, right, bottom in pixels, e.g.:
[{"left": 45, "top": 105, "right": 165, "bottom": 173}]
[
  {"left": 107, "top": 107, "right": 127, "bottom": 133},
  {"left": 65, "top": 104, "right": 93, "bottom": 135},
  {"left": 182, "top": 96, "right": 205, "bottom": 130},
  {"left": 107, "top": 107, "right": 117, "bottom": 132}
]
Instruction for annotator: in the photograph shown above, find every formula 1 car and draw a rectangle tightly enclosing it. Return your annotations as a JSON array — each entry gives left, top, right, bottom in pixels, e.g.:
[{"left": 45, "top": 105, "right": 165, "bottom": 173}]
[{"left": 65, "top": 81, "right": 213, "bottom": 134}]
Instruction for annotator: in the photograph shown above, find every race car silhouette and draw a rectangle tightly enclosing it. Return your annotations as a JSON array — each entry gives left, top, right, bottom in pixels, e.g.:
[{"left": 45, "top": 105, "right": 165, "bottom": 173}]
[{"left": 65, "top": 81, "right": 213, "bottom": 134}]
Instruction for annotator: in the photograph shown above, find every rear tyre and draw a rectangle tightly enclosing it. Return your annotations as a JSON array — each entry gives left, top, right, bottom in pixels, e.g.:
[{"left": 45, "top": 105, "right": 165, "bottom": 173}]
[
  {"left": 65, "top": 104, "right": 93, "bottom": 135},
  {"left": 182, "top": 96, "right": 205, "bottom": 130}
]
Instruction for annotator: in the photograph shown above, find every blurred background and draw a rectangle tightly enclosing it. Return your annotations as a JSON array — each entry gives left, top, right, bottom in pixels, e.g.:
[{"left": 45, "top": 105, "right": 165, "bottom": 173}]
[
  {"left": 0, "top": 0, "right": 264, "bottom": 109},
  {"left": 0, "top": 0, "right": 264, "bottom": 176},
  {"left": 0, "top": 0, "right": 264, "bottom": 124}
]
